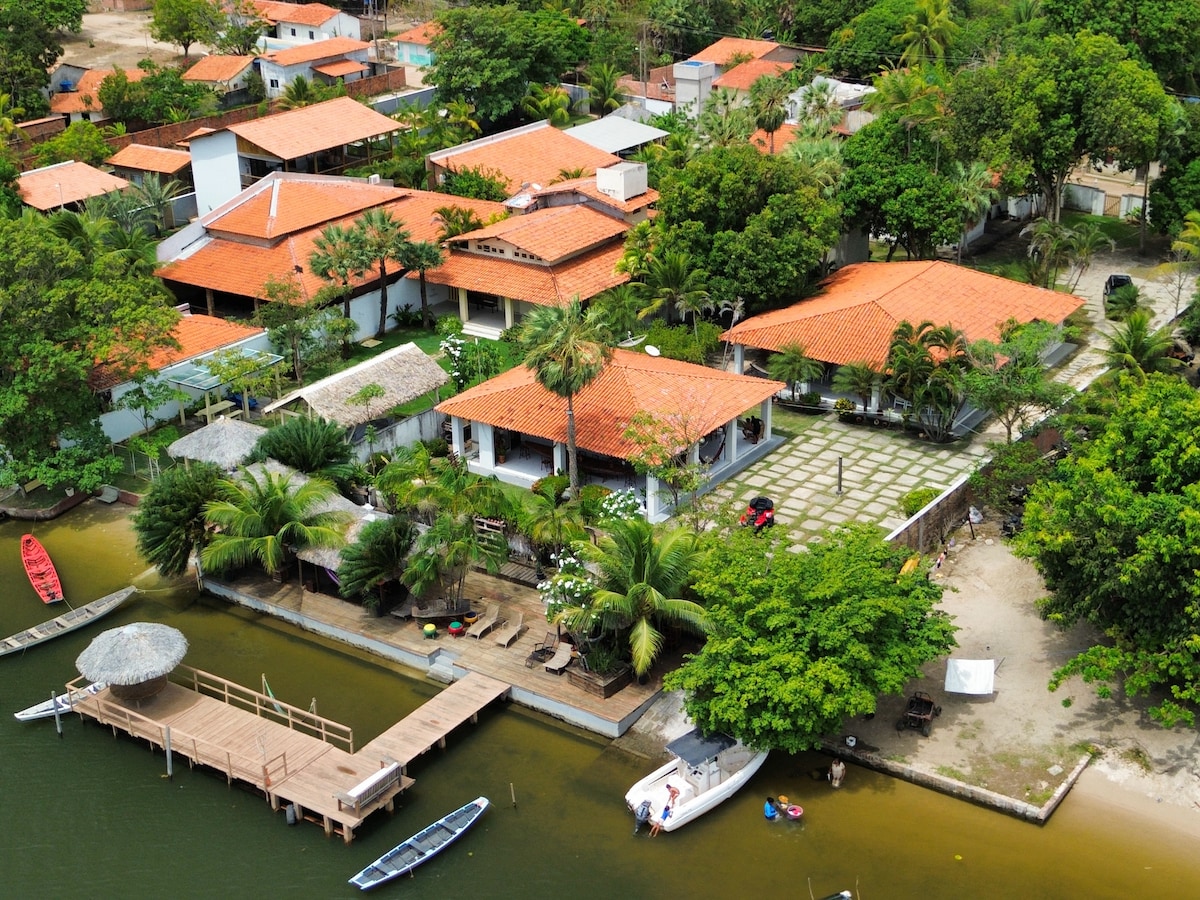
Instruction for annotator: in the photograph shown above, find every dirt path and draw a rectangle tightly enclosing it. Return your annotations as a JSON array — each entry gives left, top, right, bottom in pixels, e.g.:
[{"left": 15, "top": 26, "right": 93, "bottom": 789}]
[{"left": 58, "top": 11, "right": 212, "bottom": 71}]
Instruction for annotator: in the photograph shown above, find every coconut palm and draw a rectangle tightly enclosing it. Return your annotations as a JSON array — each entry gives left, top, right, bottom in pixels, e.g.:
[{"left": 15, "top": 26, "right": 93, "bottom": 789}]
[
  {"left": 832, "top": 361, "right": 880, "bottom": 412},
  {"left": 895, "top": 0, "right": 959, "bottom": 66},
  {"left": 1171, "top": 209, "right": 1200, "bottom": 260},
  {"left": 432, "top": 205, "right": 485, "bottom": 241},
  {"left": 48, "top": 209, "right": 116, "bottom": 270},
  {"left": 352, "top": 208, "right": 412, "bottom": 339},
  {"left": 201, "top": 469, "right": 350, "bottom": 576},
  {"left": 278, "top": 75, "right": 319, "bottom": 110},
  {"left": 102, "top": 225, "right": 159, "bottom": 276},
  {"left": 785, "top": 131, "right": 844, "bottom": 196},
  {"left": 950, "top": 160, "right": 998, "bottom": 263},
  {"left": 768, "top": 343, "right": 824, "bottom": 400},
  {"left": 131, "top": 174, "right": 186, "bottom": 233},
  {"left": 309, "top": 223, "right": 369, "bottom": 355},
  {"left": 591, "top": 283, "right": 648, "bottom": 340},
  {"left": 518, "top": 298, "right": 613, "bottom": 494},
  {"left": 1020, "top": 217, "right": 1072, "bottom": 288},
  {"left": 133, "top": 462, "right": 223, "bottom": 578},
  {"left": 1100, "top": 310, "right": 1182, "bottom": 380},
  {"left": 640, "top": 251, "right": 711, "bottom": 332},
  {"left": 697, "top": 88, "right": 754, "bottom": 148},
  {"left": 442, "top": 98, "right": 481, "bottom": 144},
  {"left": 0, "top": 91, "right": 26, "bottom": 142},
  {"left": 523, "top": 83, "right": 575, "bottom": 126},
  {"left": 520, "top": 481, "right": 586, "bottom": 562},
  {"left": 585, "top": 62, "right": 624, "bottom": 114},
  {"left": 796, "top": 78, "right": 844, "bottom": 134},
  {"left": 401, "top": 507, "right": 509, "bottom": 606},
  {"left": 1064, "top": 222, "right": 1115, "bottom": 292},
  {"left": 556, "top": 518, "right": 709, "bottom": 677},
  {"left": 749, "top": 74, "right": 791, "bottom": 154},
  {"left": 397, "top": 240, "right": 444, "bottom": 329},
  {"left": 337, "top": 515, "right": 417, "bottom": 610}
]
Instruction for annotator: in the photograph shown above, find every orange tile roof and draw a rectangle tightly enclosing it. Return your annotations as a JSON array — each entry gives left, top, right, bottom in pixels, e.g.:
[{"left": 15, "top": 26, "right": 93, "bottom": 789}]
[
  {"left": 18, "top": 161, "right": 128, "bottom": 211},
  {"left": 617, "top": 77, "right": 675, "bottom": 103},
  {"left": 430, "top": 123, "right": 620, "bottom": 194},
  {"left": 749, "top": 123, "right": 801, "bottom": 155},
  {"left": 251, "top": 1, "right": 341, "bottom": 27},
  {"left": 689, "top": 37, "right": 780, "bottom": 67},
  {"left": 92, "top": 314, "right": 264, "bottom": 390},
  {"left": 437, "top": 348, "right": 783, "bottom": 459},
  {"left": 157, "top": 179, "right": 505, "bottom": 301},
  {"left": 264, "top": 37, "right": 367, "bottom": 67},
  {"left": 49, "top": 67, "right": 149, "bottom": 115},
  {"left": 312, "top": 59, "right": 368, "bottom": 78},
  {"left": 421, "top": 243, "right": 627, "bottom": 307},
  {"left": 393, "top": 21, "right": 441, "bottom": 45},
  {"left": 107, "top": 143, "right": 192, "bottom": 174},
  {"left": 722, "top": 261, "right": 1085, "bottom": 369},
  {"left": 183, "top": 55, "right": 256, "bottom": 83},
  {"left": 226, "top": 96, "right": 400, "bottom": 160},
  {"left": 713, "top": 59, "right": 792, "bottom": 92},
  {"left": 453, "top": 206, "right": 627, "bottom": 263},
  {"left": 531, "top": 177, "right": 659, "bottom": 214}
]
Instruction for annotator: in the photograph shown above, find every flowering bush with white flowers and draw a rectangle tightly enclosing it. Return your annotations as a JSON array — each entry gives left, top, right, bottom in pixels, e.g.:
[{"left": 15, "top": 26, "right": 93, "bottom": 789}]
[
  {"left": 440, "top": 334, "right": 505, "bottom": 394},
  {"left": 538, "top": 549, "right": 597, "bottom": 620},
  {"left": 597, "top": 488, "right": 643, "bottom": 522}
]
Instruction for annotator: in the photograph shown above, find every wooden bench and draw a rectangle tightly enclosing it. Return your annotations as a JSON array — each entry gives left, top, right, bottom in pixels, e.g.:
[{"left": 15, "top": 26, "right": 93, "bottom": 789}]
[{"left": 334, "top": 760, "right": 402, "bottom": 815}]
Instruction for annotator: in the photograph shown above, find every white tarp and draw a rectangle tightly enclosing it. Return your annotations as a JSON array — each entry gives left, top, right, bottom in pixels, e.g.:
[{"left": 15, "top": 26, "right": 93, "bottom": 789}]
[{"left": 945, "top": 659, "right": 995, "bottom": 695}]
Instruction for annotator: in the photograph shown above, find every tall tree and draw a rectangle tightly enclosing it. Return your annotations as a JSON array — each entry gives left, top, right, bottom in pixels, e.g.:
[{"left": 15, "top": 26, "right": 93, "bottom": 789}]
[
  {"left": 352, "top": 208, "right": 412, "bottom": 339},
  {"left": 133, "top": 462, "right": 223, "bottom": 577},
  {"left": 749, "top": 74, "right": 791, "bottom": 155},
  {"left": 517, "top": 298, "right": 612, "bottom": 494},
  {"left": 309, "top": 223, "right": 369, "bottom": 355},
  {"left": 584, "top": 62, "right": 623, "bottom": 115},
  {"left": 949, "top": 160, "right": 997, "bottom": 263},
  {"left": 149, "top": 0, "right": 220, "bottom": 61},
  {"left": 397, "top": 240, "right": 444, "bottom": 329},
  {"left": 894, "top": 0, "right": 959, "bottom": 66},
  {"left": 557, "top": 518, "right": 710, "bottom": 678},
  {"left": 767, "top": 343, "right": 824, "bottom": 400},
  {"left": 0, "top": 8, "right": 61, "bottom": 117}
]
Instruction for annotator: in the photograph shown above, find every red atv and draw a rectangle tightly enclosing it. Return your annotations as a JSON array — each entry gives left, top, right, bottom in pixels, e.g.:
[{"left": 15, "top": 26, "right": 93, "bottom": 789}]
[{"left": 739, "top": 496, "right": 775, "bottom": 533}]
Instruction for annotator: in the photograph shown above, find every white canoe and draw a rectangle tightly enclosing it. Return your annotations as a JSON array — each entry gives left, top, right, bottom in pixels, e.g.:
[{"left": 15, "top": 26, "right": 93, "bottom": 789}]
[
  {"left": 14, "top": 682, "right": 107, "bottom": 721},
  {"left": 625, "top": 729, "right": 768, "bottom": 832}
]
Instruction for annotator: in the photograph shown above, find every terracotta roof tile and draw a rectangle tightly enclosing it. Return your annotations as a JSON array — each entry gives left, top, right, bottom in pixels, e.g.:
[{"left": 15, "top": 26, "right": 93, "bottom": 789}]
[
  {"left": 617, "top": 77, "right": 675, "bottom": 103},
  {"left": 226, "top": 96, "right": 400, "bottom": 160},
  {"left": 207, "top": 177, "right": 410, "bottom": 240},
  {"left": 452, "top": 206, "right": 627, "bottom": 263},
  {"left": 393, "top": 21, "right": 441, "bottom": 45},
  {"left": 532, "top": 177, "right": 659, "bottom": 214},
  {"left": 437, "top": 348, "right": 783, "bottom": 460},
  {"left": 18, "top": 162, "right": 128, "bottom": 211},
  {"left": 749, "top": 123, "right": 801, "bottom": 155},
  {"left": 107, "top": 143, "right": 192, "bottom": 175},
  {"left": 92, "top": 314, "right": 264, "bottom": 390},
  {"left": 183, "top": 55, "right": 256, "bottom": 83},
  {"left": 49, "top": 67, "right": 148, "bottom": 115},
  {"left": 713, "top": 59, "right": 792, "bottom": 92},
  {"left": 251, "top": 1, "right": 341, "bottom": 27},
  {"left": 429, "top": 123, "right": 620, "bottom": 194},
  {"left": 689, "top": 37, "right": 780, "bottom": 67},
  {"left": 264, "top": 37, "right": 367, "bottom": 67},
  {"left": 311, "top": 59, "right": 368, "bottom": 78},
  {"left": 421, "top": 243, "right": 626, "bottom": 306},
  {"left": 722, "top": 260, "right": 1085, "bottom": 369}
]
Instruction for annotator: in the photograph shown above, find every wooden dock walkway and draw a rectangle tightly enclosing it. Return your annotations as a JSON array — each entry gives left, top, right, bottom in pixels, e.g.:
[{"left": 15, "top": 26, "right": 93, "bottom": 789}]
[
  {"left": 361, "top": 672, "right": 510, "bottom": 769},
  {"left": 68, "top": 665, "right": 509, "bottom": 842}
]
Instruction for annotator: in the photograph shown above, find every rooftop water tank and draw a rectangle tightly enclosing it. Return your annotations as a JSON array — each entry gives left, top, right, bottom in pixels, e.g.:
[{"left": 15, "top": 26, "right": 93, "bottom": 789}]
[{"left": 59, "top": 80, "right": 74, "bottom": 92}]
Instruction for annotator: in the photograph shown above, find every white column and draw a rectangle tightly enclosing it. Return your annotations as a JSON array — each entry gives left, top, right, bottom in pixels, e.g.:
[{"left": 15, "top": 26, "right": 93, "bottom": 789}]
[
  {"left": 479, "top": 423, "right": 496, "bottom": 467},
  {"left": 504, "top": 298, "right": 514, "bottom": 329},
  {"left": 761, "top": 401, "right": 773, "bottom": 442},
  {"left": 457, "top": 286, "right": 469, "bottom": 322},
  {"left": 645, "top": 474, "right": 663, "bottom": 521},
  {"left": 450, "top": 416, "right": 465, "bottom": 456},
  {"left": 726, "top": 419, "right": 739, "bottom": 461},
  {"left": 733, "top": 343, "right": 745, "bottom": 374},
  {"left": 552, "top": 443, "right": 567, "bottom": 474}
]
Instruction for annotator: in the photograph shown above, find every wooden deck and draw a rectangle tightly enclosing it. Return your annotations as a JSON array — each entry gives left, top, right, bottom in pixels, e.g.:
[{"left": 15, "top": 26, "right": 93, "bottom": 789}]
[{"left": 67, "top": 664, "right": 507, "bottom": 843}]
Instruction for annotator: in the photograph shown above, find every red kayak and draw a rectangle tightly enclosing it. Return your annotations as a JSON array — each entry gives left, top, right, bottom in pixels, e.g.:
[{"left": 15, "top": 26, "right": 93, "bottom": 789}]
[{"left": 21, "top": 534, "right": 64, "bottom": 604}]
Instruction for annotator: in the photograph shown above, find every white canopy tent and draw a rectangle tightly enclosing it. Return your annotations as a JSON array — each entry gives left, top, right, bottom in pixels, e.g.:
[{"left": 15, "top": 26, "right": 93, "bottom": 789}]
[{"left": 945, "top": 659, "right": 996, "bottom": 695}]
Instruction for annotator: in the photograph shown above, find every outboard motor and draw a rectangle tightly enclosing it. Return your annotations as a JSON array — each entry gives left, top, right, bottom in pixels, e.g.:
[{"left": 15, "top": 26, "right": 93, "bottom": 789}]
[{"left": 633, "top": 799, "right": 652, "bottom": 834}]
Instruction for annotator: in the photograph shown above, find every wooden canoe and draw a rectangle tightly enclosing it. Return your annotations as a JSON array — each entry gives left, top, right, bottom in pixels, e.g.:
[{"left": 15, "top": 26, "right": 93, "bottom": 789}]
[
  {"left": 21, "top": 534, "right": 64, "bottom": 604},
  {"left": 14, "top": 681, "right": 107, "bottom": 722},
  {"left": 348, "top": 797, "right": 489, "bottom": 890},
  {"left": 0, "top": 586, "right": 136, "bottom": 658}
]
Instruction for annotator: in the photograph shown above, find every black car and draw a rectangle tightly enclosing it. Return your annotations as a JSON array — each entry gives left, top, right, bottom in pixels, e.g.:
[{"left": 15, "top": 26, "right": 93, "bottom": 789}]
[{"left": 1103, "top": 273, "right": 1133, "bottom": 298}]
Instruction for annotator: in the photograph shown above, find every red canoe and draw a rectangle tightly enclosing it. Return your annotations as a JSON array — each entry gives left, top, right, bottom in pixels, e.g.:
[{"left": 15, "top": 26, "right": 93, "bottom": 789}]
[{"left": 21, "top": 534, "right": 64, "bottom": 604}]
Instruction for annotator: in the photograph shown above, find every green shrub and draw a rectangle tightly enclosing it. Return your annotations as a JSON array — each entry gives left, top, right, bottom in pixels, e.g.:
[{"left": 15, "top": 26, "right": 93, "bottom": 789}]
[
  {"left": 436, "top": 314, "right": 463, "bottom": 337},
  {"left": 968, "top": 440, "right": 1052, "bottom": 514},
  {"left": 391, "top": 304, "right": 422, "bottom": 328},
  {"left": 1179, "top": 300, "right": 1200, "bottom": 346},
  {"left": 577, "top": 483, "right": 612, "bottom": 522},
  {"left": 900, "top": 486, "right": 939, "bottom": 517},
  {"left": 643, "top": 321, "right": 722, "bottom": 364},
  {"left": 834, "top": 397, "right": 856, "bottom": 413},
  {"left": 796, "top": 391, "right": 823, "bottom": 409},
  {"left": 421, "top": 436, "right": 449, "bottom": 457},
  {"left": 531, "top": 473, "right": 570, "bottom": 502}
]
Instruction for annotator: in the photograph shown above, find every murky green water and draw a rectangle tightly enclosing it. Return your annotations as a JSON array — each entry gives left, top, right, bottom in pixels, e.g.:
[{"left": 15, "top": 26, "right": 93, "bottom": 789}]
[{"left": 1, "top": 504, "right": 1197, "bottom": 899}]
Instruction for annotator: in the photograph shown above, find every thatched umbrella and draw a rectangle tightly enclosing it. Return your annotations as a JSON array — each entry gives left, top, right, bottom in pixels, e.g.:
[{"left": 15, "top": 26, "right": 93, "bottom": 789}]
[
  {"left": 167, "top": 418, "right": 268, "bottom": 470},
  {"left": 76, "top": 622, "right": 189, "bottom": 701}
]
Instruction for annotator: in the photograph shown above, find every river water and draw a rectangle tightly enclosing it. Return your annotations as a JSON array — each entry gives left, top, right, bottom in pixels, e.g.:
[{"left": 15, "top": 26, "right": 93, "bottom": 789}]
[{"left": 1, "top": 503, "right": 1197, "bottom": 899}]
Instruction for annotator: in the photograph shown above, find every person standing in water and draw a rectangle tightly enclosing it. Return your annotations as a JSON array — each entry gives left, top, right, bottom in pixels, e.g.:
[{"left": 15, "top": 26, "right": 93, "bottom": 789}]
[{"left": 830, "top": 759, "right": 846, "bottom": 788}]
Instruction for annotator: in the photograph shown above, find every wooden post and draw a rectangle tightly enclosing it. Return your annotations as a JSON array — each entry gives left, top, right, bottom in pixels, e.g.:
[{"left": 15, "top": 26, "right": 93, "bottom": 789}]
[
  {"left": 165, "top": 726, "right": 174, "bottom": 779},
  {"left": 52, "top": 691, "right": 62, "bottom": 738}
]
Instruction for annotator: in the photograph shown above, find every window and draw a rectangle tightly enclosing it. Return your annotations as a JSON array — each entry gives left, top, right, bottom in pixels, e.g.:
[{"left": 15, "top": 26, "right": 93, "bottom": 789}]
[
  {"left": 308, "top": 30, "right": 315, "bottom": 39},
  {"left": 290, "top": 27, "right": 296, "bottom": 36},
  {"left": 269, "top": 78, "right": 279, "bottom": 89}
]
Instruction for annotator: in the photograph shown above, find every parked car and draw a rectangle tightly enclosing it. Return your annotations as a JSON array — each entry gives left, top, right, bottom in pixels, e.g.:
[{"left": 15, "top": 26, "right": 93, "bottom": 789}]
[{"left": 1103, "top": 273, "right": 1133, "bottom": 299}]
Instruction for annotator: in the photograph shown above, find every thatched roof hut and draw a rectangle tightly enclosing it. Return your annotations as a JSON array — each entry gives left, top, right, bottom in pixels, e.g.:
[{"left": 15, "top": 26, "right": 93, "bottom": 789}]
[
  {"left": 76, "top": 622, "right": 188, "bottom": 701},
  {"left": 167, "top": 417, "right": 268, "bottom": 469},
  {"left": 262, "top": 342, "right": 448, "bottom": 428}
]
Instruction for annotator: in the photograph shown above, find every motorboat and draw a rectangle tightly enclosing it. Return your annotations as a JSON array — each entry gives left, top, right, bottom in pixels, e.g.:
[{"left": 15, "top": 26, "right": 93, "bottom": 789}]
[{"left": 625, "top": 729, "right": 768, "bottom": 832}]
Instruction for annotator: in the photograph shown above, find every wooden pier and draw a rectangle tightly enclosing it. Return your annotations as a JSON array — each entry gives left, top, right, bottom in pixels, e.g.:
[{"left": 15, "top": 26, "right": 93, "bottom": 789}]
[{"left": 68, "top": 665, "right": 508, "bottom": 842}]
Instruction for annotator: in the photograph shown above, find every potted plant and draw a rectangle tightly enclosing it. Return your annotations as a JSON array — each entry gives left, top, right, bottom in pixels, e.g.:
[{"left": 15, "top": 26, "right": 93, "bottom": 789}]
[
  {"left": 834, "top": 398, "right": 857, "bottom": 421},
  {"left": 567, "top": 642, "right": 633, "bottom": 698}
]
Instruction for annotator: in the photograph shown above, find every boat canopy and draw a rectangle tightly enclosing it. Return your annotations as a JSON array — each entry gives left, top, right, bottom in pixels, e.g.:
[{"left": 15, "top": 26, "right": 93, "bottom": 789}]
[{"left": 666, "top": 730, "right": 737, "bottom": 766}]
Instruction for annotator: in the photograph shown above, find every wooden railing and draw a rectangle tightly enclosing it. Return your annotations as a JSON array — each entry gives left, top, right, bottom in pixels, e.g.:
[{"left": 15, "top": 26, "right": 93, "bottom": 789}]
[{"left": 170, "top": 665, "right": 355, "bottom": 752}]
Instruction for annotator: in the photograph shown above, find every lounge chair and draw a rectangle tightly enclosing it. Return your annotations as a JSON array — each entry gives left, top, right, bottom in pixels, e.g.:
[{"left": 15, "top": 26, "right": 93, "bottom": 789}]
[
  {"left": 493, "top": 611, "right": 524, "bottom": 648},
  {"left": 525, "top": 632, "right": 557, "bottom": 667},
  {"left": 544, "top": 641, "right": 574, "bottom": 675},
  {"left": 467, "top": 602, "right": 501, "bottom": 639}
]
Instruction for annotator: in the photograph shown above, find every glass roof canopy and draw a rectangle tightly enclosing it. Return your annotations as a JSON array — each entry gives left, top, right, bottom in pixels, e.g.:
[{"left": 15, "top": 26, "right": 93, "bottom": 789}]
[{"left": 167, "top": 348, "right": 284, "bottom": 392}]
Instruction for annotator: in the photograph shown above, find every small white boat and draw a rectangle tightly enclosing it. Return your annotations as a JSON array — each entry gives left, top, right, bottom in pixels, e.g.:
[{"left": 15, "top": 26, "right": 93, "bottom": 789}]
[
  {"left": 625, "top": 729, "right": 768, "bottom": 833},
  {"left": 14, "top": 682, "right": 107, "bottom": 722},
  {"left": 348, "top": 796, "right": 489, "bottom": 890}
]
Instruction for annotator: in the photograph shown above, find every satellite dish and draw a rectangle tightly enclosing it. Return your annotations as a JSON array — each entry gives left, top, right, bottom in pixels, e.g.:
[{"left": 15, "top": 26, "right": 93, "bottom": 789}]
[{"left": 645, "top": 345, "right": 660, "bottom": 357}]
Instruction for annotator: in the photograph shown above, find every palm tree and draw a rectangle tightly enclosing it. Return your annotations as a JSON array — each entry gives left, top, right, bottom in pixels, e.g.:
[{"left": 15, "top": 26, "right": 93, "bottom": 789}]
[
  {"left": 1020, "top": 217, "right": 1072, "bottom": 288},
  {"left": 249, "top": 415, "right": 353, "bottom": 480},
  {"left": 352, "top": 208, "right": 412, "bottom": 339},
  {"left": 133, "top": 462, "right": 223, "bottom": 578},
  {"left": 0, "top": 91, "right": 26, "bottom": 143},
  {"left": 832, "top": 361, "right": 880, "bottom": 412},
  {"left": 442, "top": 98, "right": 481, "bottom": 144},
  {"left": 1171, "top": 209, "right": 1200, "bottom": 260},
  {"left": 895, "top": 0, "right": 959, "bottom": 66},
  {"left": 520, "top": 482, "right": 586, "bottom": 562},
  {"left": 523, "top": 83, "right": 574, "bottom": 126},
  {"left": 591, "top": 284, "right": 648, "bottom": 340},
  {"left": 102, "top": 226, "right": 158, "bottom": 276},
  {"left": 201, "top": 469, "right": 350, "bottom": 577},
  {"left": 785, "top": 132, "right": 844, "bottom": 196},
  {"left": 796, "top": 78, "right": 844, "bottom": 134},
  {"left": 309, "top": 223, "right": 369, "bottom": 355},
  {"left": 749, "top": 74, "right": 791, "bottom": 154},
  {"left": 767, "top": 343, "right": 824, "bottom": 400},
  {"left": 131, "top": 174, "right": 186, "bottom": 233},
  {"left": 1101, "top": 310, "right": 1182, "bottom": 381},
  {"left": 432, "top": 205, "right": 485, "bottom": 241},
  {"left": 518, "top": 298, "right": 613, "bottom": 495},
  {"left": 337, "top": 515, "right": 417, "bottom": 611},
  {"left": 398, "top": 240, "right": 445, "bottom": 329},
  {"left": 556, "top": 518, "right": 709, "bottom": 677},
  {"left": 48, "top": 209, "right": 116, "bottom": 270},
  {"left": 278, "top": 75, "right": 318, "bottom": 110},
  {"left": 401, "top": 508, "right": 509, "bottom": 607},
  {"left": 950, "top": 161, "right": 998, "bottom": 263},
  {"left": 1064, "top": 222, "right": 1115, "bottom": 292},
  {"left": 585, "top": 62, "right": 624, "bottom": 114},
  {"left": 697, "top": 88, "right": 754, "bottom": 148},
  {"left": 640, "top": 251, "right": 711, "bottom": 332}
]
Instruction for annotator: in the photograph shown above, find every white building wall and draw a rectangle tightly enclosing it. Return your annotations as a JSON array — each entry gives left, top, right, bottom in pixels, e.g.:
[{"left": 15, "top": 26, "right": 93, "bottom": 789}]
[
  {"left": 274, "top": 14, "right": 361, "bottom": 44},
  {"left": 189, "top": 130, "right": 243, "bottom": 215},
  {"left": 345, "top": 277, "right": 423, "bottom": 342}
]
